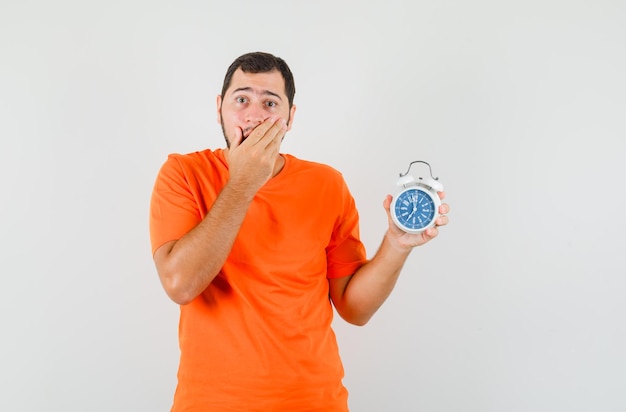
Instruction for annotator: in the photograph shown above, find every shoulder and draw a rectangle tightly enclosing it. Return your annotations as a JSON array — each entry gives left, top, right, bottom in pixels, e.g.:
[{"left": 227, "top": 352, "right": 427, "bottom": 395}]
[
  {"left": 283, "top": 155, "right": 352, "bottom": 199},
  {"left": 158, "top": 149, "right": 226, "bottom": 176},
  {"left": 284, "top": 154, "right": 344, "bottom": 181},
  {"left": 164, "top": 149, "right": 224, "bottom": 168}
]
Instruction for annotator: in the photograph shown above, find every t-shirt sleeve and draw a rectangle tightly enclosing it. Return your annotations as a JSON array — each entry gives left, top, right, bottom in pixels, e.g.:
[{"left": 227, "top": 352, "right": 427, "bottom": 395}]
[
  {"left": 149, "top": 155, "right": 202, "bottom": 255},
  {"left": 325, "top": 177, "right": 368, "bottom": 278}
]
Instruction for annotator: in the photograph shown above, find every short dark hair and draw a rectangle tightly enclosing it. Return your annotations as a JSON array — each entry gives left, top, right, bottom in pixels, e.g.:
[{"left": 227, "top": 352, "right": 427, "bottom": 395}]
[{"left": 220, "top": 52, "right": 296, "bottom": 108}]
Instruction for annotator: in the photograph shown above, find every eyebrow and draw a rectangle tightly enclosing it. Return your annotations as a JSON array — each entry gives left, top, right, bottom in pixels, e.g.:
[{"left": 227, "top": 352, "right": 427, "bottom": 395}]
[{"left": 231, "top": 87, "right": 283, "bottom": 101}]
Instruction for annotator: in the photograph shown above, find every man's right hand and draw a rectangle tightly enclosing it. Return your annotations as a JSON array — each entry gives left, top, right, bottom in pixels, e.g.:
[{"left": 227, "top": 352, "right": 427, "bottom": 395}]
[{"left": 226, "top": 116, "right": 287, "bottom": 196}]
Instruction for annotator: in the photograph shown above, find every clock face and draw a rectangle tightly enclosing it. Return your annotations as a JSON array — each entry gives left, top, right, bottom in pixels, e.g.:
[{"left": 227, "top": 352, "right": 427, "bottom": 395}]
[{"left": 392, "top": 188, "right": 436, "bottom": 232}]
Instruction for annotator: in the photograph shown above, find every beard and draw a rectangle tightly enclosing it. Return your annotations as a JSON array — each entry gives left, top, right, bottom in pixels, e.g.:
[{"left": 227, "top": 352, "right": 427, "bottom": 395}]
[{"left": 219, "top": 117, "right": 231, "bottom": 148}]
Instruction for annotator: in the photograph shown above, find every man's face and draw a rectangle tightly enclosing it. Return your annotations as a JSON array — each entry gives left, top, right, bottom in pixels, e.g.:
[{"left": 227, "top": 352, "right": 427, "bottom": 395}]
[{"left": 217, "top": 68, "right": 296, "bottom": 147}]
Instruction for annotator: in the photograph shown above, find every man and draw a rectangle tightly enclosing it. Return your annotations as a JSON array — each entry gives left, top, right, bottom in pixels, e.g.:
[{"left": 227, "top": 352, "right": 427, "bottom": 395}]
[{"left": 150, "top": 51, "right": 449, "bottom": 411}]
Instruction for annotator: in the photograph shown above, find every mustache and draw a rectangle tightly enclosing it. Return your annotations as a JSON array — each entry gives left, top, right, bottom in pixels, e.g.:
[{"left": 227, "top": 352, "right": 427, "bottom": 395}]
[{"left": 241, "top": 128, "right": 254, "bottom": 139}]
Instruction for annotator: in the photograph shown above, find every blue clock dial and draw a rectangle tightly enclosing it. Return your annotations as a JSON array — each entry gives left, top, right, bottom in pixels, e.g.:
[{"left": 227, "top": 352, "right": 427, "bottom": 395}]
[{"left": 394, "top": 188, "right": 435, "bottom": 230}]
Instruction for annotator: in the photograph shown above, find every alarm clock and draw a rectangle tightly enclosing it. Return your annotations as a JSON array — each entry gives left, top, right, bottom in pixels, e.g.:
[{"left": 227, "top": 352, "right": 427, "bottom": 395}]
[{"left": 390, "top": 161, "right": 444, "bottom": 234}]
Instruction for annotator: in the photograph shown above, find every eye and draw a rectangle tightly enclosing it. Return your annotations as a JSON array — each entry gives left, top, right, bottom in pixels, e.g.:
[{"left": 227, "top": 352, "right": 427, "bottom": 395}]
[
  {"left": 236, "top": 96, "right": 248, "bottom": 104},
  {"left": 265, "top": 100, "right": 278, "bottom": 108}
]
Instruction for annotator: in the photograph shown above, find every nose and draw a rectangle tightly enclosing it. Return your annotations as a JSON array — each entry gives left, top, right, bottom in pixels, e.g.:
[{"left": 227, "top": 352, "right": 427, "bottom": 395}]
[{"left": 244, "top": 104, "right": 267, "bottom": 125}]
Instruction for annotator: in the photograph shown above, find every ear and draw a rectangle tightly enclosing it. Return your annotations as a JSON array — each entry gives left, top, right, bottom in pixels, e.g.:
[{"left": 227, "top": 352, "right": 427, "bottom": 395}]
[
  {"left": 286, "top": 104, "right": 297, "bottom": 131},
  {"left": 216, "top": 95, "right": 223, "bottom": 124}
]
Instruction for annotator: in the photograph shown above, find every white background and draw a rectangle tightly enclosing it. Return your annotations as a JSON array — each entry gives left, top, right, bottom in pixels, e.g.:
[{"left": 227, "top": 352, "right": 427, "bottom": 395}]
[{"left": 1, "top": 1, "right": 625, "bottom": 411}]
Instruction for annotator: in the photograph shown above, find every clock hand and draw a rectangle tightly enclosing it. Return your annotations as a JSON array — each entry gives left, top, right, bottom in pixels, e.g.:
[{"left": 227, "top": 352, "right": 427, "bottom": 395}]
[{"left": 406, "top": 204, "right": 416, "bottom": 220}]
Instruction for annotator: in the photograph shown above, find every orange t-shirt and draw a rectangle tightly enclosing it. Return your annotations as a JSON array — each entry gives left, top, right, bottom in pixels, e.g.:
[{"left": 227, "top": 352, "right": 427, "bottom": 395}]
[{"left": 150, "top": 149, "right": 367, "bottom": 412}]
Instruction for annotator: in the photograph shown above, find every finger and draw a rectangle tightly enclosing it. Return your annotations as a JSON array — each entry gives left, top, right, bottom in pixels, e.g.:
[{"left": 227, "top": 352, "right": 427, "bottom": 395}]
[
  {"left": 424, "top": 226, "right": 439, "bottom": 239},
  {"left": 437, "top": 191, "right": 446, "bottom": 200},
  {"left": 382, "top": 195, "right": 394, "bottom": 223},
  {"left": 383, "top": 195, "right": 404, "bottom": 233},
  {"left": 382, "top": 194, "right": 392, "bottom": 211},
  {"left": 436, "top": 215, "right": 449, "bottom": 226},
  {"left": 261, "top": 118, "right": 287, "bottom": 149},
  {"left": 231, "top": 127, "right": 243, "bottom": 149},
  {"left": 439, "top": 203, "right": 450, "bottom": 214},
  {"left": 249, "top": 117, "right": 279, "bottom": 145}
]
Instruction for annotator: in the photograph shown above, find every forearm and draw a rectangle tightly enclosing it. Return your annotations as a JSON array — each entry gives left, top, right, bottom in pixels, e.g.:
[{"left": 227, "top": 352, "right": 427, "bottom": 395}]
[
  {"left": 155, "top": 182, "right": 255, "bottom": 304},
  {"left": 335, "top": 232, "right": 412, "bottom": 325}
]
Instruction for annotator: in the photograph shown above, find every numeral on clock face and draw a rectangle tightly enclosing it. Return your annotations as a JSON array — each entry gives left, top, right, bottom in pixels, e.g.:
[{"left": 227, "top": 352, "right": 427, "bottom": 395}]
[{"left": 394, "top": 188, "right": 436, "bottom": 230}]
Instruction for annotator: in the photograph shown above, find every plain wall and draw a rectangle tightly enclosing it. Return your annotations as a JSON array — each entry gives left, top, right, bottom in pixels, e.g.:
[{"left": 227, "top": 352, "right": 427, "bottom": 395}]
[{"left": 1, "top": 0, "right": 625, "bottom": 411}]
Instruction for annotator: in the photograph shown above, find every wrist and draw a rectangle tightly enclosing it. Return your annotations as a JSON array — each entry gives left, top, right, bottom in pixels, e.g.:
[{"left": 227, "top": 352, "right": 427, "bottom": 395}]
[
  {"left": 384, "top": 230, "right": 414, "bottom": 255},
  {"left": 224, "top": 178, "right": 259, "bottom": 201}
]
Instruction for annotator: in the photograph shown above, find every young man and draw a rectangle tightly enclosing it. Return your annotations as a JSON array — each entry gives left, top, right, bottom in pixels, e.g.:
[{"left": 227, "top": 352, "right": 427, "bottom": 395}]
[{"left": 150, "top": 51, "right": 449, "bottom": 411}]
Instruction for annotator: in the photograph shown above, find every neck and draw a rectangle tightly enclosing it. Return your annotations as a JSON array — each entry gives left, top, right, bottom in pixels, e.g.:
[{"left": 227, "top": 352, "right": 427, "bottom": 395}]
[{"left": 271, "top": 154, "right": 285, "bottom": 177}]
